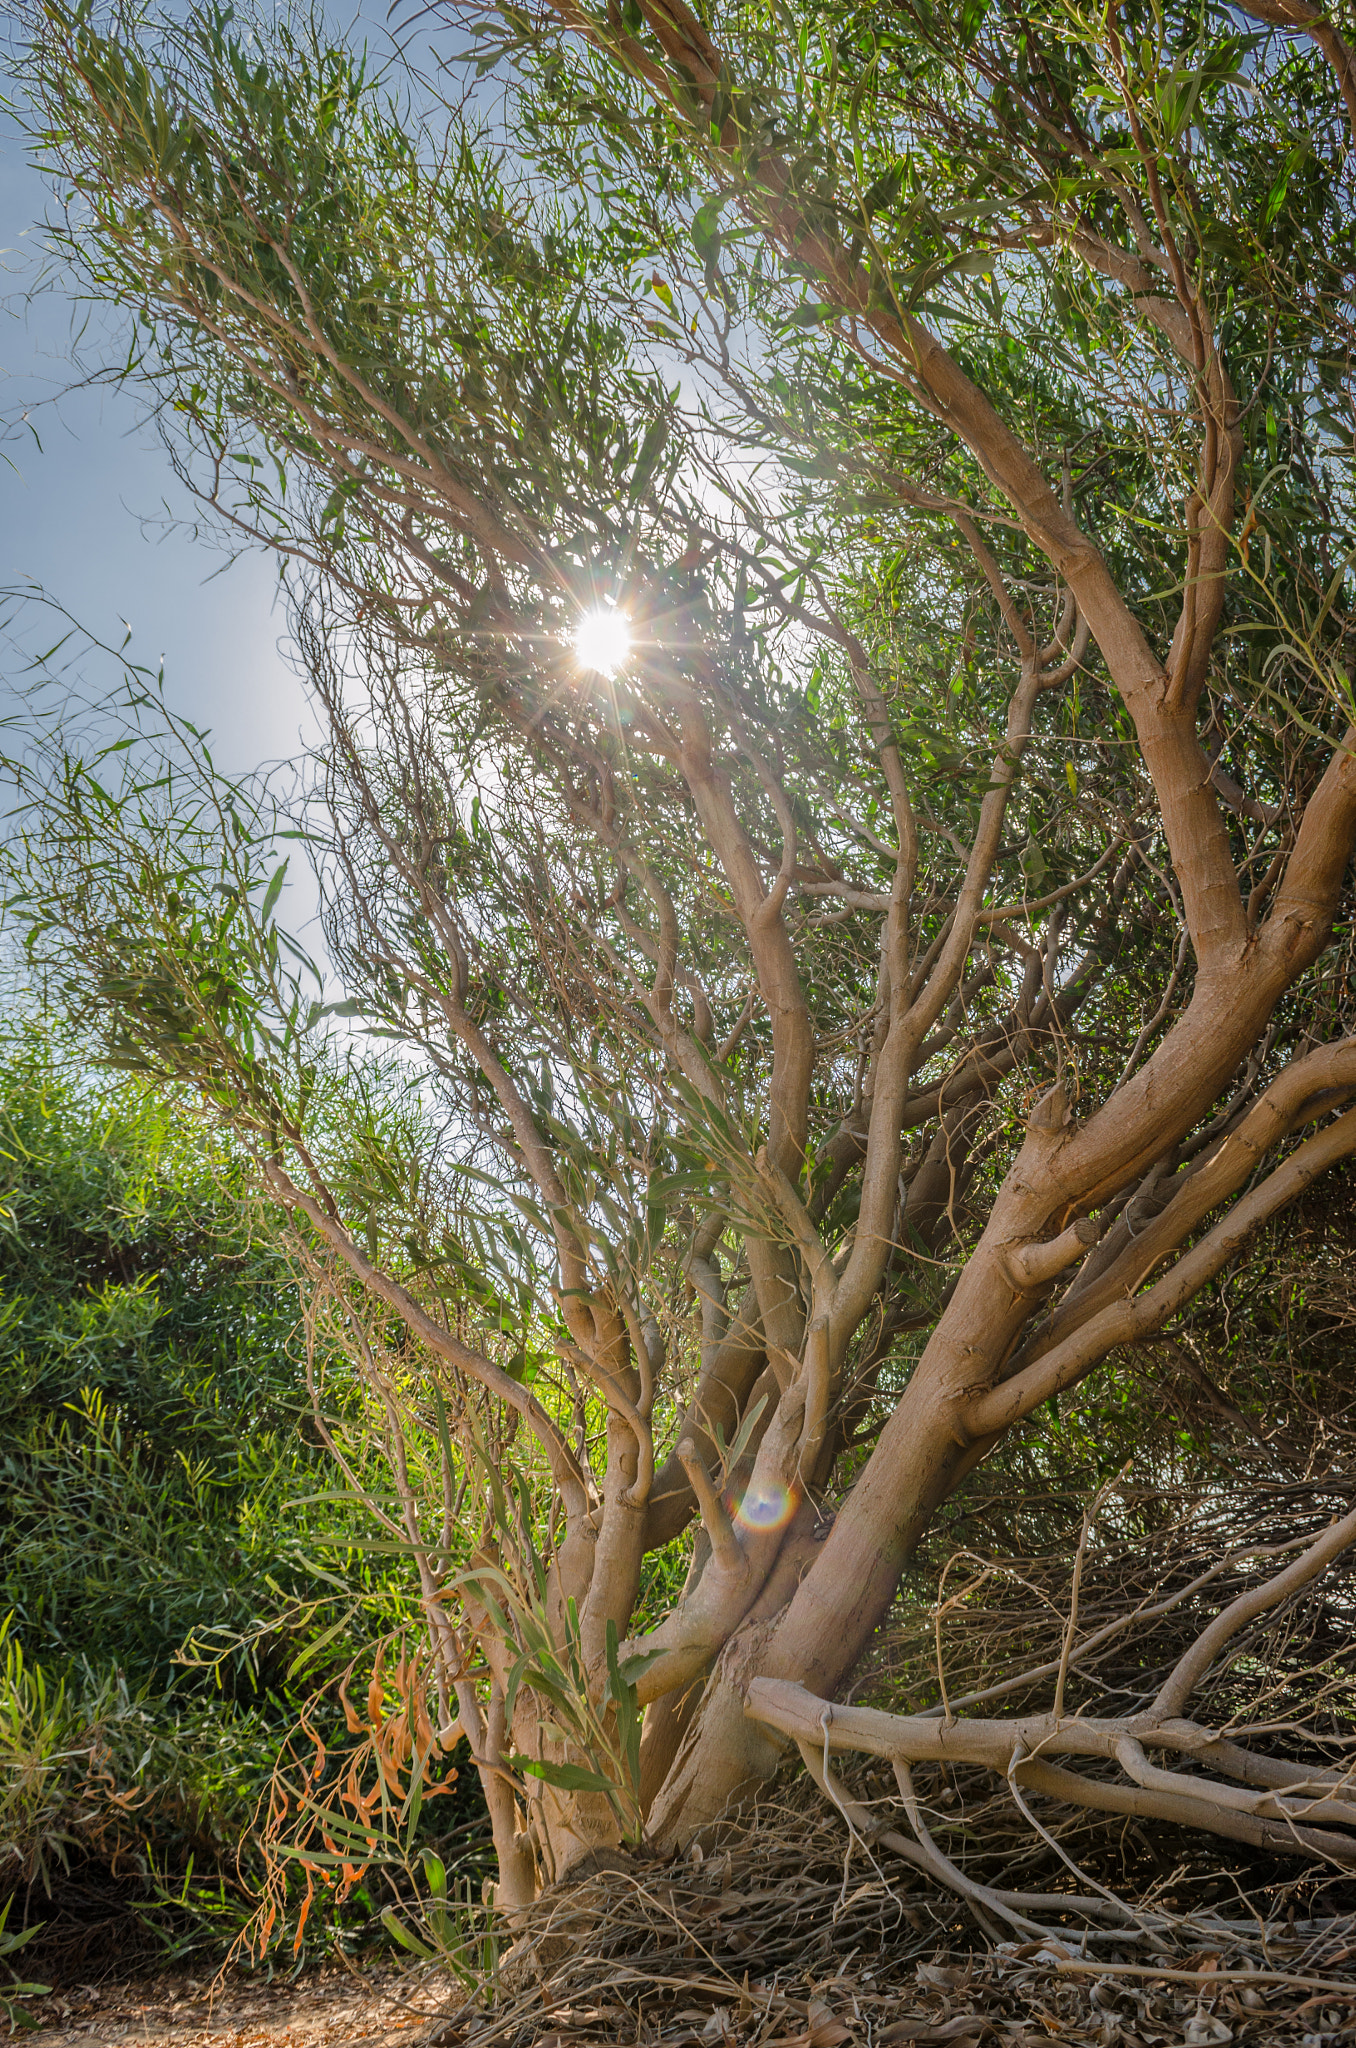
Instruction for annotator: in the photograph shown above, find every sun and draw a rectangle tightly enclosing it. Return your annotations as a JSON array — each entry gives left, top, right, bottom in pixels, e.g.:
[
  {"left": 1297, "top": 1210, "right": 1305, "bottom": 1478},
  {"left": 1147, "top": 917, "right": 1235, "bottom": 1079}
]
[{"left": 574, "top": 606, "right": 632, "bottom": 676}]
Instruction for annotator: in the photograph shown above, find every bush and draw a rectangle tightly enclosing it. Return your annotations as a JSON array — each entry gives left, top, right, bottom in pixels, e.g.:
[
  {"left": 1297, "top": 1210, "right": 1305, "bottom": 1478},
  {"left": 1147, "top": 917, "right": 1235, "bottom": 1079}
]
[{"left": 0, "top": 1025, "right": 485, "bottom": 1967}]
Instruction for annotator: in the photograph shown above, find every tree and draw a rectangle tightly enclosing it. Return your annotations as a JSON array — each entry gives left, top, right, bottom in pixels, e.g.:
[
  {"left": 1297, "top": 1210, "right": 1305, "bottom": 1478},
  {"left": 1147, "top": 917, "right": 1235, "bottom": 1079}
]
[{"left": 11, "top": 0, "right": 1356, "bottom": 1916}]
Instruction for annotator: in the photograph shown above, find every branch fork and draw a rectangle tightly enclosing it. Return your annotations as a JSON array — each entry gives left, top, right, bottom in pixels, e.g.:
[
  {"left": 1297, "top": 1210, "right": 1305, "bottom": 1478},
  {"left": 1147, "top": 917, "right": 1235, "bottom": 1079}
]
[{"left": 1002, "top": 1216, "right": 1100, "bottom": 1291}]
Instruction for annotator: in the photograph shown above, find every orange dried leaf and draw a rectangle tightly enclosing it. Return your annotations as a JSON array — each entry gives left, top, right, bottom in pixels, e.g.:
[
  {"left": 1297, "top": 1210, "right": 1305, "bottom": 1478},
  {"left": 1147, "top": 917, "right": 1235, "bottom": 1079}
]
[{"left": 338, "top": 1664, "right": 364, "bottom": 1737}]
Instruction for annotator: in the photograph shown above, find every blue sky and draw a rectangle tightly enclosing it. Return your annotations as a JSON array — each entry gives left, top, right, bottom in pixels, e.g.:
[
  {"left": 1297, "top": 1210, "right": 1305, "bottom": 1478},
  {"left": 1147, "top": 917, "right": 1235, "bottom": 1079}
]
[
  {"left": 0, "top": 11, "right": 422, "bottom": 969},
  {"left": 0, "top": 6, "right": 461, "bottom": 981},
  {"left": 0, "top": 122, "right": 315, "bottom": 779},
  {"left": 2, "top": 0, "right": 460, "bottom": 781}
]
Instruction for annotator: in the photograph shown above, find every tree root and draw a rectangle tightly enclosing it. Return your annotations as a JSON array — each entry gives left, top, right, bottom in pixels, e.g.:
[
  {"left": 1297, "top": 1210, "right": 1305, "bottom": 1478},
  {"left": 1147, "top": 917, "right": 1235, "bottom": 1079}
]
[{"left": 746, "top": 1497, "right": 1356, "bottom": 1938}]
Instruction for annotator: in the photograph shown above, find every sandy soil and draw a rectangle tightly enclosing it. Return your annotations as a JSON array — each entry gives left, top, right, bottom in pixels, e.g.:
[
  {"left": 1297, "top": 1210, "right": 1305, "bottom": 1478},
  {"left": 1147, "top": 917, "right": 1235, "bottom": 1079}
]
[
  {"left": 17, "top": 1965, "right": 461, "bottom": 2048},
  {"left": 14, "top": 1951, "right": 1356, "bottom": 2048}
]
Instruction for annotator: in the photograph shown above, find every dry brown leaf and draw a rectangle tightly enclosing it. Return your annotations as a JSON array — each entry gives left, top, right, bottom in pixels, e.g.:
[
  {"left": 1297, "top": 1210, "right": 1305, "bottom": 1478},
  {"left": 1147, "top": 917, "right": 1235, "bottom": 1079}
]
[{"left": 878, "top": 2020, "right": 989, "bottom": 2047}]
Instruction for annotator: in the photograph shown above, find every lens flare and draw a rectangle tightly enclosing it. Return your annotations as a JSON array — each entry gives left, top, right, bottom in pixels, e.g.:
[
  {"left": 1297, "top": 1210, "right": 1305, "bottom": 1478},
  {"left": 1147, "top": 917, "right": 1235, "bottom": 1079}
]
[
  {"left": 574, "top": 606, "right": 632, "bottom": 675},
  {"left": 733, "top": 1479, "right": 796, "bottom": 1533}
]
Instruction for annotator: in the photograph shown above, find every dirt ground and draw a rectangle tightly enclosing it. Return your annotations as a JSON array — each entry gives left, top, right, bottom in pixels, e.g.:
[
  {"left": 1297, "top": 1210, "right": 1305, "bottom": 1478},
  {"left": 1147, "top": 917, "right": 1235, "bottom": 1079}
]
[
  {"left": 16, "top": 1965, "right": 460, "bottom": 2048},
  {"left": 13, "top": 1949, "right": 1356, "bottom": 2048}
]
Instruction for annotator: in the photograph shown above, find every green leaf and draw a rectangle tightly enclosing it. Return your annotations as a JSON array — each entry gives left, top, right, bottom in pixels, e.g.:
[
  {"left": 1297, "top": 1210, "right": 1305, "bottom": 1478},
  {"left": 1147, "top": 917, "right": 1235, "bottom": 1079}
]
[
  {"left": 1019, "top": 836, "right": 1048, "bottom": 892},
  {"left": 260, "top": 859, "right": 288, "bottom": 925},
  {"left": 511, "top": 1755, "right": 618, "bottom": 1796},
  {"left": 628, "top": 414, "right": 669, "bottom": 506},
  {"left": 380, "top": 1909, "right": 437, "bottom": 1959}
]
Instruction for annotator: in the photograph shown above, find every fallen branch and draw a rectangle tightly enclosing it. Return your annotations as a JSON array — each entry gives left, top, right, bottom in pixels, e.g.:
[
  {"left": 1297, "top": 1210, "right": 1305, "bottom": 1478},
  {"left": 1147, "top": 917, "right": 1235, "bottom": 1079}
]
[{"left": 746, "top": 1499, "right": 1356, "bottom": 1928}]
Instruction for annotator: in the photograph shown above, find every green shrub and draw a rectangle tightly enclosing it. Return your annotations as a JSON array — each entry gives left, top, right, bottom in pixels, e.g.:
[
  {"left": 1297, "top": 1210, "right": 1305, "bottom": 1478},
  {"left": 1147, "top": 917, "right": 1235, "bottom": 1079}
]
[{"left": 0, "top": 1025, "right": 485, "bottom": 1961}]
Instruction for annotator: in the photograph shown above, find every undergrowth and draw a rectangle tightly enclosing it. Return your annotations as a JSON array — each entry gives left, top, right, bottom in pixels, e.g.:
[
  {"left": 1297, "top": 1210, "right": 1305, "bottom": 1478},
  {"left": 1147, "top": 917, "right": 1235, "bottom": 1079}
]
[{"left": 0, "top": 1022, "right": 489, "bottom": 1979}]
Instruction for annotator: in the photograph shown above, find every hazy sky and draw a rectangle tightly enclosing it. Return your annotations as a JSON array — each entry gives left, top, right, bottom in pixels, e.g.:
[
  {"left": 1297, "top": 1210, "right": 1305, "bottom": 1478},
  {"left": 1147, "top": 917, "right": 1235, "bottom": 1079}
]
[
  {"left": 1, "top": 0, "right": 465, "bottom": 779},
  {"left": 0, "top": 124, "right": 317, "bottom": 779},
  {"left": 0, "top": 13, "right": 426, "bottom": 973},
  {"left": 0, "top": 2, "right": 477, "bottom": 1005}
]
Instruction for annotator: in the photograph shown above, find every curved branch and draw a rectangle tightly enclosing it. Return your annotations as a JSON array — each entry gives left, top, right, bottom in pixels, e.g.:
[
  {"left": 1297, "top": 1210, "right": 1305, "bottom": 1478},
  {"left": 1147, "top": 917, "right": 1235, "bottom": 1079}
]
[
  {"left": 746, "top": 1677, "right": 1356, "bottom": 1869},
  {"left": 965, "top": 1101, "right": 1356, "bottom": 1438},
  {"left": 1031, "top": 1034, "right": 1356, "bottom": 1362},
  {"left": 1152, "top": 1497, "right": 1356, "bottom": 1721},
  {"left": 263, "top": 1160, "right": 592, "bottom": 1521},
  {"left": 1232, "top": 0, "right": 1356, "bottom": 140},
  {"left": 676, "top": 1438, "right": 744, "bottom": 1574}
]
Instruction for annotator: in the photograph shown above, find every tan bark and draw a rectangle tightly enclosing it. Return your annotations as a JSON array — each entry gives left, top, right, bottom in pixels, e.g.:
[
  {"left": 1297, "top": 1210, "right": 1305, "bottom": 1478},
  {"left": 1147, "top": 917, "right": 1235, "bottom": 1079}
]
[{"left": 745, "top": 1496, "right": 1356, "bottom": 1890}]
